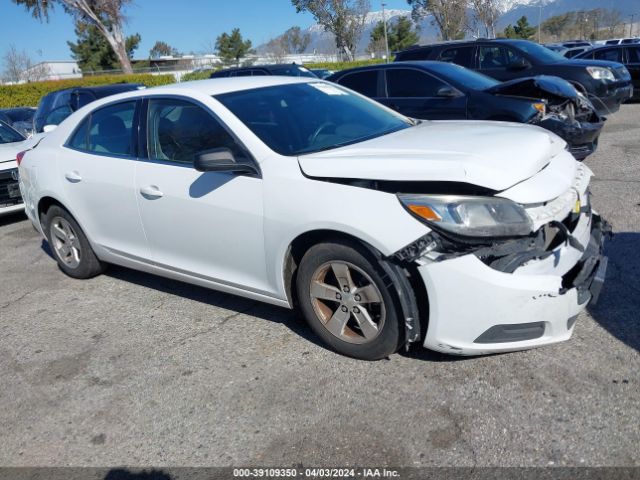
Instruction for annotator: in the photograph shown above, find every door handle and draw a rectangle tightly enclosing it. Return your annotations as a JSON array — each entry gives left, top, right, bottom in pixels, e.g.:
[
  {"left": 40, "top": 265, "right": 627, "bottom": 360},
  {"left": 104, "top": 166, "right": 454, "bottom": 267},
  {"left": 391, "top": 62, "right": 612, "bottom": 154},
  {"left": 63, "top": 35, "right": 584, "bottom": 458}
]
[
  {"left": 64, "top": 171, "right": 82, "bottom": 183},
  {"left": 140, "top": 185, "right": 164, "bottom": 199}
]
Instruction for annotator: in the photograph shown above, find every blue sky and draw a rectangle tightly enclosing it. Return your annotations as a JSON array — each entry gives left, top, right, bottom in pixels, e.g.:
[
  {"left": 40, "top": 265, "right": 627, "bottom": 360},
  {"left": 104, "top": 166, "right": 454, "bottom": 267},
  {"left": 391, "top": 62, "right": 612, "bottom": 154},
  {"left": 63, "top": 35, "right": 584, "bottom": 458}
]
[{"left": 0, "top": 0, "right": 411, "bottom": 61}]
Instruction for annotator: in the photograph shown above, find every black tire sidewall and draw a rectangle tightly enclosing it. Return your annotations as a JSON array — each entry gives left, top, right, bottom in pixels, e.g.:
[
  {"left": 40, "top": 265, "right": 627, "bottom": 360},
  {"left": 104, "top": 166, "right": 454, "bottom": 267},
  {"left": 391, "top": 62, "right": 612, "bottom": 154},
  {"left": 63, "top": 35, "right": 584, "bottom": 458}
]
[
  {"left": 296, "top": 241, "right": 404, "bottom": 360},
  {"left": 44, "top": 206, "right": 104, "bottom": 279}
]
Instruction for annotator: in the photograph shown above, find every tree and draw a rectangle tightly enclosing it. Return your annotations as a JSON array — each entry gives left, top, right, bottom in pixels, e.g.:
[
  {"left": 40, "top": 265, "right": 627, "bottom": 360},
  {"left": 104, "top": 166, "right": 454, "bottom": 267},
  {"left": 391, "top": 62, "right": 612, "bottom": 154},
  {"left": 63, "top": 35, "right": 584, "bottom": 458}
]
[
  {"left": 150, "top": 41, "right": 178, "bottom": 59},
  {"left": 601, "top": 9, "right": 623, "bottom": 37},
  {"left": 265, "top": 36, "right": 288, "bottom": 63},
  {"left": 291, "top": 0, "right": 370, "bottom": 61},
  {"left": 68, "top": 22, "right": 140, "bottom": 72},
  {"left": 12, "top": 0, "right": 136, "bottom": 73},
  {"left": 469, "top": 0, "right": 502, "bottom": 38},
  {"left": 504, "top": 16, "right": 536, "bottom": 39},
  {"left": 215, "top": 28, "right": 254, "bottom": 66},
  {"left": 540, "top": 12, "right": 573, "bottom": 40},
  {"left": 368, "top": 16, "right": 419, "bottom": 57},
  {"left": 2, "top": 44, "right": 51, "bottom": 83},
  {"left": 407, "top": 0, "right": 467, "bottom": 41},
  {"left": 282, "top": 26, "right": 311, "bottom": 54}
]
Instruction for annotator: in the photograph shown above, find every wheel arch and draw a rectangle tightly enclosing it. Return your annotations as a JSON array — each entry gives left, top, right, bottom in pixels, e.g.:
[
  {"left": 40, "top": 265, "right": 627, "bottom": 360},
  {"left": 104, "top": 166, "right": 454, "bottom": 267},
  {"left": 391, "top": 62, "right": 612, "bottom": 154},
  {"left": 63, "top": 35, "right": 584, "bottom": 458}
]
[{"left": 282, "top": 228, "right": 428, "bottom": 346}]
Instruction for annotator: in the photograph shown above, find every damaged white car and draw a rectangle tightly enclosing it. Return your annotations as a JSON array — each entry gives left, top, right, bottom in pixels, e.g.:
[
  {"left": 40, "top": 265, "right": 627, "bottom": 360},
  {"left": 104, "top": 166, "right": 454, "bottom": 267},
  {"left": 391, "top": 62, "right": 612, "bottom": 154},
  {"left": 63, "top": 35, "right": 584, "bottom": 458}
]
[{"left": 18, "top": 77, "right": 609, "bottom": 360}]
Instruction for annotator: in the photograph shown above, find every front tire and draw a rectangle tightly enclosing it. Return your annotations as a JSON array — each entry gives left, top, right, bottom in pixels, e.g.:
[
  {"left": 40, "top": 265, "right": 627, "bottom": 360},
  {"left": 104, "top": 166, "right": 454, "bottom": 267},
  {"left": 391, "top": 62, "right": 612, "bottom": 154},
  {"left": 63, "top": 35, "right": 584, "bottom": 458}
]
[
  {"left": 296, "top": 241, "right": 404, "bottom": 360},
  {"left": 43, "top": 205, "right": 105, "bottom": 279}
]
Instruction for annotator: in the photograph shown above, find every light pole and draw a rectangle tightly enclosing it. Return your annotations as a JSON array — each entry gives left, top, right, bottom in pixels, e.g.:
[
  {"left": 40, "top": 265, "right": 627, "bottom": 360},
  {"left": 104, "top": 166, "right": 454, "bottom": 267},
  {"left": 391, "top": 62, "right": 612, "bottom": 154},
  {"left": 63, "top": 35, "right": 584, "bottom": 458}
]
[
  {"left": 537, "top": 0, "right": 542, "bottom": 43},
  {"left": 631, "top": 13, "right": 636, "bottom": 37},
  {"left": 382, "top": 2, "right": 390, "bottom": 63}
]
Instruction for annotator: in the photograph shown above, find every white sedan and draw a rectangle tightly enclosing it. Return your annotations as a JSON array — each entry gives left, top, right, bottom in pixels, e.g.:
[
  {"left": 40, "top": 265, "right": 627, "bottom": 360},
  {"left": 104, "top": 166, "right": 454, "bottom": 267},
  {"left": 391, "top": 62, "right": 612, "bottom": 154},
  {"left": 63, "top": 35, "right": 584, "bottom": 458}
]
[{"left": 17, "top": 77, "right": 608, "bottom": 360}]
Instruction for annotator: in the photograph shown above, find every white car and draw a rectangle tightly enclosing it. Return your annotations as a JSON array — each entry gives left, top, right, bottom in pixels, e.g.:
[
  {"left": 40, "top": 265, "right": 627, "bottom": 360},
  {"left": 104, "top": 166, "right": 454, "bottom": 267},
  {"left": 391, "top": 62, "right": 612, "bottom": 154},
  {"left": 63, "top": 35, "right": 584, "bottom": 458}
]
[
  {"left": 0, "top": 120, "right": 34, "bottom": 215},
  {"left": 17, "top": 77, "right": 609, "bottom": 360}
]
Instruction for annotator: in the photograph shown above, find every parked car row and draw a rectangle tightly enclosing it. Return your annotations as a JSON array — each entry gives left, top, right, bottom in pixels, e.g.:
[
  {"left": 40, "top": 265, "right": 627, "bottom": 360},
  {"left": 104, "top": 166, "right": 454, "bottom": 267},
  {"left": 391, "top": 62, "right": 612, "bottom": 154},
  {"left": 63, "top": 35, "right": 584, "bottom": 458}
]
[{"left": 394, "top": 39, "right": 633, "bottom": 116}]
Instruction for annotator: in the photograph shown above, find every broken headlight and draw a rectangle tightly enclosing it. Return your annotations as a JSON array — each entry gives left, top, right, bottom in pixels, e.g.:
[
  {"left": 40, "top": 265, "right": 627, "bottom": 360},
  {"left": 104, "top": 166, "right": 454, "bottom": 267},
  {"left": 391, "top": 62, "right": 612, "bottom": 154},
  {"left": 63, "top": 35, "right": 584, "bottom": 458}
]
[{"left": 398, "top": 195, "right": 533, "bottom": 238}]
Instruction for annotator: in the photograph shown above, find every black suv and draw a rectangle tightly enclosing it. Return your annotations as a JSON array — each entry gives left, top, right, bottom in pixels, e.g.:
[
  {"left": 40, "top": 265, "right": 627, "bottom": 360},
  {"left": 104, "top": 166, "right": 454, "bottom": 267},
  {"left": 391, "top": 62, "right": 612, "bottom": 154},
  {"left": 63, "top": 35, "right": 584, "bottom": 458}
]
[
  {"left": 33, "top": 83, "right": 144, "bottom": 134},
  {"left": 575, "top": 45, "right": 639, "bottom": 100},
  {"left": 210, "top": 64, "right": 317, "bottom": 78},
  {"left": 395, "top": 39, "right": 633, "bottom": 116}
]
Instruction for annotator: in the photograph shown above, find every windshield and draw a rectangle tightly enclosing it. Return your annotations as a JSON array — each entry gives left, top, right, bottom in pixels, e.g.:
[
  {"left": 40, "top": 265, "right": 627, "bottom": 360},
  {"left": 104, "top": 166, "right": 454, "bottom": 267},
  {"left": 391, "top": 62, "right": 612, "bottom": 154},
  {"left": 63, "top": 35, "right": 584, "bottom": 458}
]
[
  {"left": 216, "top": 82, "right": 412, "bottom": 156},
  {"left": 0, "top": 121, "right": 25, "bottom": 144},
  {"left": 509, "top": 41, "right": 566, "bottom": 63},
  {"left": 428, "top": 63, "right": 500, "bottom": 90}
]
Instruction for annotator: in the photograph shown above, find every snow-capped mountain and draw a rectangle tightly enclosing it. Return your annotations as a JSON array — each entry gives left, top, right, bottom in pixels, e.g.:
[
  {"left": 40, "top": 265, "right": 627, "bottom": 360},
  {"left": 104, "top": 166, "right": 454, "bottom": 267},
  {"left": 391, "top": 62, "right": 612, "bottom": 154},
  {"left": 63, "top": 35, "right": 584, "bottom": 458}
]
[{"left": 261, "top": 0, "right": 639, "bottom": 55}]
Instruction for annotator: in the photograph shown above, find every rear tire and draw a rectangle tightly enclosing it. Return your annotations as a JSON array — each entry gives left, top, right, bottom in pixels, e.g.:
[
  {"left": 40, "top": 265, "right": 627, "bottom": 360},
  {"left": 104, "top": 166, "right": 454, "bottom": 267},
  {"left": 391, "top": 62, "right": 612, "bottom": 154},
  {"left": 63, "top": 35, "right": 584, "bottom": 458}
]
[
  {"left": 296, "top": 241, "right": 404, "bottom": 360},
  {"left": 43, "top": 205, "right": 105, "bottom": 279}
]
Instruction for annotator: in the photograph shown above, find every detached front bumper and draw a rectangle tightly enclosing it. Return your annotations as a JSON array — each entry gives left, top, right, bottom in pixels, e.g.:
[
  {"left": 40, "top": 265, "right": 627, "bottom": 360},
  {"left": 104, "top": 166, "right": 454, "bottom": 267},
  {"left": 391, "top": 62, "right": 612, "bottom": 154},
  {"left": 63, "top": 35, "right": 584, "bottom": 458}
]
[{"left": 416, "top": 212, "right": 609, "bottom": 356}]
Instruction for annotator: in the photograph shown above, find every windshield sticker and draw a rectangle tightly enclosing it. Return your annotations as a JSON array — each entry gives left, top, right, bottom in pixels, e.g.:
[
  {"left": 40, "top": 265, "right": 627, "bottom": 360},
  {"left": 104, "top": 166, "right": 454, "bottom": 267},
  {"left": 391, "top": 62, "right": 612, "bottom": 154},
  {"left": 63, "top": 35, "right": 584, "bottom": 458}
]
[{"left": 309, "top": 82, "right": 348, "bottom": 96}]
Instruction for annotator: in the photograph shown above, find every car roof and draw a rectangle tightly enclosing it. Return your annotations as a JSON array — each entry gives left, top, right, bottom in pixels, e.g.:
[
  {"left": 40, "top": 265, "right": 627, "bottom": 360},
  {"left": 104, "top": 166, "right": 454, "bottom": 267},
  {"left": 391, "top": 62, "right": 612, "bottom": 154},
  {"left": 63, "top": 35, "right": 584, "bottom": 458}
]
[
  {"left": 331, "top": 60, "right": 451, "bottom": 74},
  {"left": 218, "top": 63, "right": 305, "bottom": 72},
  {"left": 76, "top": 76, "right": 319, "bottom": 104}
]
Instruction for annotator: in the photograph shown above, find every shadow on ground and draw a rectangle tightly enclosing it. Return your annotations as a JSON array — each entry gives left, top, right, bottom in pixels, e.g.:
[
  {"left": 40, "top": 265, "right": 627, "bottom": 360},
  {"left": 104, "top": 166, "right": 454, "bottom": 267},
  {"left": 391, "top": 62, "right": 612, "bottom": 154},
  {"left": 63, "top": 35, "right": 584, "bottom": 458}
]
[
  {"left": 105, "top": 264, "right": 325, "bottom": 350},
  {"left": 0, "top": 211, "right": 26, "bottom": 228},
  {"left": 588, "top": 232, "right": 640, "bottom": 353}
]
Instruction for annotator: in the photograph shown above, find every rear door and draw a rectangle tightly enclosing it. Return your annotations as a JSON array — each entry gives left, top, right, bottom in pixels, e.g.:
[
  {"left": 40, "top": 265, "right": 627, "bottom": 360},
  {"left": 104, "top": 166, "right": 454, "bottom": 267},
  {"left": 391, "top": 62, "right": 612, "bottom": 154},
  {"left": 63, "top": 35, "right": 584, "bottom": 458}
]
[
  {"left": 624, "top": 47, "right": 640, "bottom": 92},
  {"left": 380, "top": 67, "right": 466, "bottom": 119},
  {"left": 58, "top": 99, "right": 149, "bottom": 260}
]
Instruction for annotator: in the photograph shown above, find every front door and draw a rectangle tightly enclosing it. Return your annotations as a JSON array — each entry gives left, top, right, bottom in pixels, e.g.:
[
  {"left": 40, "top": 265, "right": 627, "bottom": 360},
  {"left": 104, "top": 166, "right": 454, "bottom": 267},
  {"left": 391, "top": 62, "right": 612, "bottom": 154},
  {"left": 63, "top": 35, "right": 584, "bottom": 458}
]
[{"left": 134, "top": 97, "right": 269, "bottom": 294}]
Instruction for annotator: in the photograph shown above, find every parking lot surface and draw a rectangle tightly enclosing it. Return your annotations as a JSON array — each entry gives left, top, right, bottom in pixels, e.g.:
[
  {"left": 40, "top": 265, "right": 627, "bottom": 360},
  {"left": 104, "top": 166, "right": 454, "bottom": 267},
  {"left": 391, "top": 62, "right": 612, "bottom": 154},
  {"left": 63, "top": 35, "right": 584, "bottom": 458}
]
[{"left": 0, "top": 105, "right": 638, "bottom": 468}]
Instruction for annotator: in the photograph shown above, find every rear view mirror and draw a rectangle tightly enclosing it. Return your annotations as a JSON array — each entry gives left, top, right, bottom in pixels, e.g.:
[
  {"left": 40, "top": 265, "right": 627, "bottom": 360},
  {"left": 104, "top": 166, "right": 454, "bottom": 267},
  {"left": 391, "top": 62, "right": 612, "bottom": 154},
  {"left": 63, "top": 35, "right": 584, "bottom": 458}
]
[
  {"left": 194, "top": 148, "right": 258, "bottom": 175},
  {"left": 436, "top": 86, "right": 461, "bottom": 98},
  {"left": 508, "top": 58, "right": 532, "bottom": 70},
  {"left": 43, "top": 125, "right": 57, "bottom": 133}
]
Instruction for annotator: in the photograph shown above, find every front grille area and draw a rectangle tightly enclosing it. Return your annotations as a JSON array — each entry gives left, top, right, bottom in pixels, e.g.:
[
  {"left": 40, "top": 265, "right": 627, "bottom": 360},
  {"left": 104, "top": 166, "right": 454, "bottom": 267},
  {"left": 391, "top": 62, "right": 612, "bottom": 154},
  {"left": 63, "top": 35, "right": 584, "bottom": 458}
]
[{"left": 0, "top": 168, "right": 23, "bottom": 208}]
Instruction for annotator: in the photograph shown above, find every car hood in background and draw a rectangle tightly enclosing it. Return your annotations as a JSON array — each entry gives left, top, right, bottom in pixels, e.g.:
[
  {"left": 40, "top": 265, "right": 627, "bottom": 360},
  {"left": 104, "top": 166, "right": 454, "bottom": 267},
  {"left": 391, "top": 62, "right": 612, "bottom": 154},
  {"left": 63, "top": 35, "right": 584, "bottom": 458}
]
[
  {"left": 298, "top": 120, "right": 567, "bottom": 194},
  {"left": 486, "top": 75, "right": 578, "bottom": 101}
]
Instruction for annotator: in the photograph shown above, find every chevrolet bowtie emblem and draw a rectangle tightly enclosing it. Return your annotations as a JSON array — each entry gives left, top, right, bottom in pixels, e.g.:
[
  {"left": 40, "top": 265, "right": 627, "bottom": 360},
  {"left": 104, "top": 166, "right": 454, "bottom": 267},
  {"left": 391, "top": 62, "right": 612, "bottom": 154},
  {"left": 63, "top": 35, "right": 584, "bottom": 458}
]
[{"left": 11, "top": 170, "right": 20, "bottom": 181}]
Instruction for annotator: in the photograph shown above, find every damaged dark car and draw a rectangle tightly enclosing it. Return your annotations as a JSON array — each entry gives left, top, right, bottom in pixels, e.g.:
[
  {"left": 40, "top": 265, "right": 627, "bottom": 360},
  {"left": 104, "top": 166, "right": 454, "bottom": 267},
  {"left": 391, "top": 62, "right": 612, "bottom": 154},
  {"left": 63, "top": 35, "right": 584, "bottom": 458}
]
[{"left": 327, "top": 61, "right": 604, "bottom": 160}]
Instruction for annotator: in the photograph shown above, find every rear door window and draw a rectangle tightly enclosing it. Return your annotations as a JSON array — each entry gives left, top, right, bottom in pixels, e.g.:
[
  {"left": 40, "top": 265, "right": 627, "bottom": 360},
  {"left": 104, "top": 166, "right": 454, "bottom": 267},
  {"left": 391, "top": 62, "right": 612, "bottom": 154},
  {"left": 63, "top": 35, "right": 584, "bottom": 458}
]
[
  {"left": 478, "top": 46, "right": 522, "bottom": 69},
  {"left": 438, "top": 46, "right": 475, "bottom": 67},
  {"left": 386, "top": 68, "right": 447, "bottom": 97},
  {"left": 627, "top": 47, "right": 640, "bottom": 63},
  {"left": 593, "top": 48, "right": 623, "bottom": 62},
  {"left": 336, "top": 70, "right": 379, "bottom": 97}
]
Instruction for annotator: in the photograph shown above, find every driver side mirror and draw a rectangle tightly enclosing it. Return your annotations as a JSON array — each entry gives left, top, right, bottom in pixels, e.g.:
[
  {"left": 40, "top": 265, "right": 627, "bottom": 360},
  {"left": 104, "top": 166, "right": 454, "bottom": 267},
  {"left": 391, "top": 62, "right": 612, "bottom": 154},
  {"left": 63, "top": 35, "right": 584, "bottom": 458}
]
[
  {"left": 508, "top": 58, "right": 532, "bottom": 70},
  {"left": 43, "top": 125, "right": 57, "bottom": 133},
  {"left": 436, "top": 86, "right": 462, "bottom": 98},
  {"left": 194, "top": 148, "right": 258, "bottom": 175}
]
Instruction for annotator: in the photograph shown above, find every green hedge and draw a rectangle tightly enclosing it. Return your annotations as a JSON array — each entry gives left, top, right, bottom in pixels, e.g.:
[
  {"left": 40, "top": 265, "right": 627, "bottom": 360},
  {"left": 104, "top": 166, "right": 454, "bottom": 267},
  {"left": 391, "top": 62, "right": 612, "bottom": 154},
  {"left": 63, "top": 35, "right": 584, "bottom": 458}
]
[
  {"left": 0, "top": 73, "right": 176, "bottom": 108},
  {"left": 180, "top": 69, "right": 216, "bottom": 82},
  {"left": 304, "top": 59, "right": 388, "bottom": 71}
]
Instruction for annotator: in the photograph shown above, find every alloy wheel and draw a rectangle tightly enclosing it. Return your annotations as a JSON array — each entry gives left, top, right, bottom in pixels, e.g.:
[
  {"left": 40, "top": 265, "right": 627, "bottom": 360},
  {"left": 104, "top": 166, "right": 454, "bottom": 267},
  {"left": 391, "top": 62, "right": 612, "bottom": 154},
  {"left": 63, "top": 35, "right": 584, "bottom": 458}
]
[
  {"left": 309, "top": 261, "right": 386, "bottom": 344},
  {"left": 50, "top": 216, "right": 82, "bottom": 269}
]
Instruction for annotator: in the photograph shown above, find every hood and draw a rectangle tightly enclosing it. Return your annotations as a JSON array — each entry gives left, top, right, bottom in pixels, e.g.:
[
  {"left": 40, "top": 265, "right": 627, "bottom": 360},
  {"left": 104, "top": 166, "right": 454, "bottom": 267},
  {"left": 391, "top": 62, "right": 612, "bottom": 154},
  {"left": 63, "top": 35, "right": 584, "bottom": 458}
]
[
  {"left": 487, "top": 75, "right": 578, "bottom": 101},
  {"left": 0, "top": 138, "right": 36, "bottom": 165},
  {"left": 298, "top": 120, "right": 566, "bottom": 192},
  {"left": 562, "top": 58, "right": 623, "bottom": 69}
]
